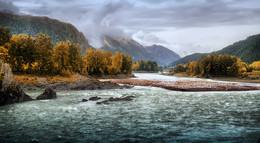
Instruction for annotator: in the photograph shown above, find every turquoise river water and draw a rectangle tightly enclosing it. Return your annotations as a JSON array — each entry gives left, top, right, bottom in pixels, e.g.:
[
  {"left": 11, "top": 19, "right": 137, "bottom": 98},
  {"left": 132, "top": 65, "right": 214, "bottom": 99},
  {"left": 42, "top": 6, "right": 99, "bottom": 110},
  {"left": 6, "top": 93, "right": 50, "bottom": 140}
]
[{"left": 0, "top": 73, "right": 259, "bottom": 142}]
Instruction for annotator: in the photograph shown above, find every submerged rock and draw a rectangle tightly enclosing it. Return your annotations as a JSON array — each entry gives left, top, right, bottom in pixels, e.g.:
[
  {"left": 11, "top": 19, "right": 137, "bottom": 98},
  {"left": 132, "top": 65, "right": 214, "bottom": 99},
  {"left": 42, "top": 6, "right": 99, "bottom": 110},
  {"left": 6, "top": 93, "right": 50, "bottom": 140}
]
[
  {"left": 81, "top": 98, "right": 88, "bottom": 102},
  {"left": 0, "top": 83, "right": 33, "bottom": 106},
  {"left": 0, "top": 61, "right": 33, "bottom": 106},
  {"left": 29, "top": 139, "right": 39, "bottom": 143},
  {"left": 36, "top": 88, "right": 57, "bottom": 100},
  {"left": 108, "top": 96, "right": 133, "bottom": 101},
  {"left": 96, "top": 100, "right": 110, "bottom": 105},
  {"left": 89, "top": 96, "right": 101, "bottom": 101},
  {"left": 56, "top": 135, "right": 63, "bottom": 141},
  {"left": 96, "top": 96, "right": 134, "bottom": 104}
]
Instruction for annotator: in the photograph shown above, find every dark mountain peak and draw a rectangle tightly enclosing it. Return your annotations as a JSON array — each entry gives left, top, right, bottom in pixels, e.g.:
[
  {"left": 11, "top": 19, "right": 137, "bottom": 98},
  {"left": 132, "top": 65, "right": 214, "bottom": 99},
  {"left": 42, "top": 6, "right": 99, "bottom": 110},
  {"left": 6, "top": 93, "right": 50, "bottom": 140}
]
[
  {"left": 103, "top": 35, "right": 142, "bottom": 48},
  {"left": 145, "top": 45, "right": 181, "bottom": 65},
  {"left": 148, "top": 44, "right": 163, "bottom": 47},
  {"left": 101, "top": 35, "right": 180, "bottom": 65}
]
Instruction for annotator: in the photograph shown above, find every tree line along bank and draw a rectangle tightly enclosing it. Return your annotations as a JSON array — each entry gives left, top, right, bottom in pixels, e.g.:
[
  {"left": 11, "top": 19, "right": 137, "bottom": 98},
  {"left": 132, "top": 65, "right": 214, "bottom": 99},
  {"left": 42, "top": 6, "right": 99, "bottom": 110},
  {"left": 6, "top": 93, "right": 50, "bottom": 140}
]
[
  {"left": 0, "top": 26, "right": 160, "bottom": 77},
  {"left": 171, "top": 54, "right": 260, "bottom": 79}
]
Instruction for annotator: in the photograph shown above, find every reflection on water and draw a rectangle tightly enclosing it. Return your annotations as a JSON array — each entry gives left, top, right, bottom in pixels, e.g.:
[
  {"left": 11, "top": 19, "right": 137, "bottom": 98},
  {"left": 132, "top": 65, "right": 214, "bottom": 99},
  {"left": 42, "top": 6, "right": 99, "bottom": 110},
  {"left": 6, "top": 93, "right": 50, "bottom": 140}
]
[{"left": 0, "top": 74, "right": 259, "bottom": 142}]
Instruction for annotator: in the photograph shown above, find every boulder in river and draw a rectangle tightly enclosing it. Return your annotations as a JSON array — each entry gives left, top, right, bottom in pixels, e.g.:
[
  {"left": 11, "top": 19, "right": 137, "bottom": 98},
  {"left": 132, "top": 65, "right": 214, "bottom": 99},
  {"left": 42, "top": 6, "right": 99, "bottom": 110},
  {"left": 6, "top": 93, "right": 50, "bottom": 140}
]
[
  {"left": 108, "top": 96, "right": 133, "bottom": 101},
  {"left": 81, "top": 98, "right": 88, "bottom": 102},
  {"left": 36, "top": 88, "right": 57, "bottom": 100},
  {"left": 96, "top": 96, "right": 134, "bottom": 104},
  {"left": 0, "top": 61, "right": 33, "bottom": 106},
  {"left": 0, "top": 83, "right": 33, "bottom": 106},
  {"left": 89, "top": 96, "right": 101, "bottom": 101}
]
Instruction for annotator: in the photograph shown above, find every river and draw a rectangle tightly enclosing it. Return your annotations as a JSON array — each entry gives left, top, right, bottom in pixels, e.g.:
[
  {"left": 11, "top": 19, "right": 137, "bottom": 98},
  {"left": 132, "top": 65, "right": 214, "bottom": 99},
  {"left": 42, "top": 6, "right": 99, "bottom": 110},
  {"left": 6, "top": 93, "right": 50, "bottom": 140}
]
[{"left": 0, "top": 73, "right": 259, "bottom": 142}]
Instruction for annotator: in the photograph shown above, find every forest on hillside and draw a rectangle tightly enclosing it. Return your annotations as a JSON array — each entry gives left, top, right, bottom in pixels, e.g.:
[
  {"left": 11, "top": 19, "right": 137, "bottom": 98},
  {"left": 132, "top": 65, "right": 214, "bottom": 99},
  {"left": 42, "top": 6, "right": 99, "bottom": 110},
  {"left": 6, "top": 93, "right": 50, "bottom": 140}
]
[
  {"left": 170, "top": 34, "right": 260, "bottom": 66},
  {"left": 0, "top": 26, "right": 160, "bottom": 77},
  {"left": 0, "top": 26, "right": 133, "bottom": 76}
]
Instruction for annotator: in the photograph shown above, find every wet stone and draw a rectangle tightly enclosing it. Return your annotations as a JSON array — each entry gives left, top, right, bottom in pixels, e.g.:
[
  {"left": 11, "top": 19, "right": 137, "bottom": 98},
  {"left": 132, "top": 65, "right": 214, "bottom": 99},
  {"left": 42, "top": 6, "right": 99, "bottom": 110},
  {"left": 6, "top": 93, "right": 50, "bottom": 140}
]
[
  {"left": 89, "top": 96, "right": 101, "bottom": 101},
  {"left": 81, "top": 99, "right": 88, "bottom": 102}
]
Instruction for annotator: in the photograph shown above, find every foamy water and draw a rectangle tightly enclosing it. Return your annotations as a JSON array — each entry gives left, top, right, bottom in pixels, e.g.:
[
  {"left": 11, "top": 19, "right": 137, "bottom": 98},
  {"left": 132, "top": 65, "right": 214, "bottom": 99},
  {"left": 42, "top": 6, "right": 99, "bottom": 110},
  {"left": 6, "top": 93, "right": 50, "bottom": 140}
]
[{"left": 0, "top": 73, "right": 259, "bottom": 142}]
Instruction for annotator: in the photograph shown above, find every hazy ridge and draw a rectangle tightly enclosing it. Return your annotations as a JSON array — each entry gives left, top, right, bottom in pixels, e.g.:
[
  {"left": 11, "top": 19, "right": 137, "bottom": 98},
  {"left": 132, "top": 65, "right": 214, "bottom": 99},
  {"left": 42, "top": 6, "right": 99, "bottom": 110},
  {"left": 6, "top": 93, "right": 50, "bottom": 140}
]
[{"left": 101, "top": 35, "right": 180, "bottom": 65}]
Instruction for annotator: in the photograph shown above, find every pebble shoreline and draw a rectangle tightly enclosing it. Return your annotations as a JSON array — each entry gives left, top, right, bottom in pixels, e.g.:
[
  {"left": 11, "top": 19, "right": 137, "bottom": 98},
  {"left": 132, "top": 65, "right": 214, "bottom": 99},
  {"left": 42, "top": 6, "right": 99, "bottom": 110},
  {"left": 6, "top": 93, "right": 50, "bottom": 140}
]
[{"left": 111, "top": 79, "right": 260, "bottom": 91}]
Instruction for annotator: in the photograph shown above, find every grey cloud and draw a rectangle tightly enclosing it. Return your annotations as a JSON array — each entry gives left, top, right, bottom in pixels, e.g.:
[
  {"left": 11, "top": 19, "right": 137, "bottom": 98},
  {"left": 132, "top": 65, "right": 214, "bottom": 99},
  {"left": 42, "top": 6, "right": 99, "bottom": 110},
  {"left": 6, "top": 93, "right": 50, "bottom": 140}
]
[
  {"left": 7, "top": 0, "right": 260, "bottom": 51},
  {"left": 92, "top": 1, "right": 133, "bottom": 24},
  {"left": 11, "top": 0, "right": 260, "bottom": 31},
  {"left": 0, "top": 1, "right": 19, "bottom": 14},
  {"left": 114, "top": 0, "right": 260, "bottom": 30},
  {"left": 79, "top": 0, "right": 134, "bottom": 47},
  {"left": 134, "top": 32, "right": 168, "bottom": 45},
  {"left": 18, "top": 0, "right": 133, "bottom": 44},
  {"left": 28, "top": 5, "right": 52, "bottom": 15}
]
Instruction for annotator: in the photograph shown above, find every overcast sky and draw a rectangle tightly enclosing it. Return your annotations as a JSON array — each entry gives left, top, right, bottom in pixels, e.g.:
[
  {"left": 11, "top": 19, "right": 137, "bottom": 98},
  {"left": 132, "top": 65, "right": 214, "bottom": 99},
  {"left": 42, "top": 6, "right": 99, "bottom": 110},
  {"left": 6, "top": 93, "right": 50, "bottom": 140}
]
[{"left": 1, "top": 0, "right": 260, "bottom": 57}]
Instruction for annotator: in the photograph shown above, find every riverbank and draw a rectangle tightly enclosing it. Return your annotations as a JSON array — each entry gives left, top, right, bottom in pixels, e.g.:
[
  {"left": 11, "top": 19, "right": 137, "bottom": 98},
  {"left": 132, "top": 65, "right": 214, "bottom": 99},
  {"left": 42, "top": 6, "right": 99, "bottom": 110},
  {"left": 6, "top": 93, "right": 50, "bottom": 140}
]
[
  {"left": 163, "top": 72, "right": 260, "bottom": 83},
  {"left": 14, "top": 74, "right": 132, "bottom": 90},
  {"left": 111, "top": 79, "right": 260, "bottom": 91}
]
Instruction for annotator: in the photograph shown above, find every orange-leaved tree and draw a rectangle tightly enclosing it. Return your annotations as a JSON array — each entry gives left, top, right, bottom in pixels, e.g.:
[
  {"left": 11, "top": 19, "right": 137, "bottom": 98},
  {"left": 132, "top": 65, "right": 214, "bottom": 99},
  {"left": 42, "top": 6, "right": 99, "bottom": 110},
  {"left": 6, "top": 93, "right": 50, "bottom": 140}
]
[
  {"left": 35, "top": 33, "right": 54, "bottom": 74},
  {"left": 5, "top": 34, "right": 37, "bottom": 73}
]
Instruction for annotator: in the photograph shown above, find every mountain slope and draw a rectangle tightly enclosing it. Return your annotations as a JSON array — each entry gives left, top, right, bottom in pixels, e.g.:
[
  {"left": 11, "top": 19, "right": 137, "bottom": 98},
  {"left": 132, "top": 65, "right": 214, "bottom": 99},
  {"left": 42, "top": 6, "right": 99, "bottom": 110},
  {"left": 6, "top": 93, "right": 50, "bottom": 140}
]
[
  {"left": 145, "top": 44, "right": 180, "bottom": 66},
  {"left": 101, "top": 35, "right": 180, "bottom": 65},
  {"left": 0, "top": 12, "right": 92, "bottom": 54},
  {"left": 169, "top": 34, "right": 260, "bottom": 66},
  {"left": 168, "top": 53, "right": 208, "bottom": 67},
  {"left": 215, "top": 34, "right": 260, "bottom": 63}
]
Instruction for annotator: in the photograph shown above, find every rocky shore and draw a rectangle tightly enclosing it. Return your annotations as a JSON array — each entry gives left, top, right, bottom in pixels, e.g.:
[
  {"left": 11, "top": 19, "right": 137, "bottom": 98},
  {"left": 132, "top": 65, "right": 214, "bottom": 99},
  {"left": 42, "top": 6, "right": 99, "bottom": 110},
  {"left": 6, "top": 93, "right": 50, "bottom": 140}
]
[
  {"left": 0, "top": 60, "right": 32, "bottom": 106},
  {"left": 0, "top": 60, "right": 132, "bottom": 106},
  {"left": 46, "top": 80, "right": 132, "bottom": 90},
  {"left": 0, "top": 84, "right": 33, "bottom": 106},
  {"left": 111, "top": 79, "right": 260, "bottom": 91},
  {"left": 15, "top": 75, "right": 132, "bottom": 90}
]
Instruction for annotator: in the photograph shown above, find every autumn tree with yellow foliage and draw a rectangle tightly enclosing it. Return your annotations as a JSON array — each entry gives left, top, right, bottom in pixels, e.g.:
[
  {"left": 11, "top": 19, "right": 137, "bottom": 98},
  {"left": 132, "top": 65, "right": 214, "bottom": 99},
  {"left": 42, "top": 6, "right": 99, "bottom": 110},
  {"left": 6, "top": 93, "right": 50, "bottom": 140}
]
[
  {"left": 35, "top": 33, "right": 54, "bottom": 74},
  {"left": 250, "top": 61, "right": 260, "bottom": 71},
  {"left": 68, "top": 42, "right": 85, "bottom": 74},
  {"left": 0, "top": 26, "right": 133, "bottom": 77},
  {"left": 84, "top": 49, "right": 132, "bottom": 76},
  {"left": 5, "top": 34, "right": 37, "bottom": 73},
  {"left": 53, "top": 41, "right": 71, "bottom": 76},
  {"left": 84, "top": 48, "right": 106, "bottom": 76},
  {"left": 174, "top": 54, "right": 259, "bottom": 78},
  {"left": 110, "top": 51, "right": 123, "bottom": 75}
]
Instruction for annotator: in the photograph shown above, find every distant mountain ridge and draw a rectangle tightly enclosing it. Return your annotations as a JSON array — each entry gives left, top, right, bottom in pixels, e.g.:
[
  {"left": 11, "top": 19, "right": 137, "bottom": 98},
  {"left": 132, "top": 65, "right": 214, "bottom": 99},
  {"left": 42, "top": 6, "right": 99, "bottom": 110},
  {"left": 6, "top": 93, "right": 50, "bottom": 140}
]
[
  {"left": 215, "top": 34, "right": 260, "bottom": 63},
  {"left": 169, "top": 34, "right": 260, "bottom": 66},
  {"left": 101, "top": 35, "right": 180, "bottom": 65},
  {"left": 145, "top": 44, "right": 181, "bottom": 66},
  {"left": 0, "top": 12, "right": 92, "bottom": 54}
]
